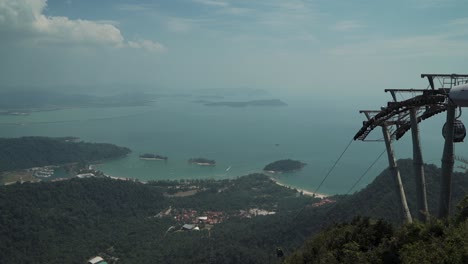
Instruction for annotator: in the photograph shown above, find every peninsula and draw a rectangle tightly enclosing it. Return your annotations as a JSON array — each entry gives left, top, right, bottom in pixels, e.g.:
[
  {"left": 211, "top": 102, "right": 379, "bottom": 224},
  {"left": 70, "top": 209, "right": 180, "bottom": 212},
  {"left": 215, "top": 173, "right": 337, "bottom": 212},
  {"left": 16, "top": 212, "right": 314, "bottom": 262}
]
[
  {"left": 263, "top": 159, "right": 306, "bottom": 173},
  {"left": 0, "top": 137, "right": 130, "bottom": 173}
]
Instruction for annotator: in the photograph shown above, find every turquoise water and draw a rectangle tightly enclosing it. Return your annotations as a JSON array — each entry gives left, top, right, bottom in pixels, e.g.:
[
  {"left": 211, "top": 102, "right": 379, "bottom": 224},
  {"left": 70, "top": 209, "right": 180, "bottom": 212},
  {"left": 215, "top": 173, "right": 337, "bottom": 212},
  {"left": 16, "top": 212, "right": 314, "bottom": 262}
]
[{"left": 1, "top": 93, "right": 467, "bottom": 194}]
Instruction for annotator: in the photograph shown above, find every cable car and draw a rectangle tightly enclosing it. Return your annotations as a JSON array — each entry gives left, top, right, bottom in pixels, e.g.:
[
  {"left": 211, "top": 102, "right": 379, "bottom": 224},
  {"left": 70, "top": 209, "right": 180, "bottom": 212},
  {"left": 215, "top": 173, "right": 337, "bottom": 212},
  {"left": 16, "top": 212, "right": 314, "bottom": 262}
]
[
  {"left": 442, "top": 120, "right": 466, "bottom": 142},
  {"left": 449, "top": 84, "right": 468, "bottom": 107},
  {"left": 276, "top": 247, "right": 284, "bottom": 258}
]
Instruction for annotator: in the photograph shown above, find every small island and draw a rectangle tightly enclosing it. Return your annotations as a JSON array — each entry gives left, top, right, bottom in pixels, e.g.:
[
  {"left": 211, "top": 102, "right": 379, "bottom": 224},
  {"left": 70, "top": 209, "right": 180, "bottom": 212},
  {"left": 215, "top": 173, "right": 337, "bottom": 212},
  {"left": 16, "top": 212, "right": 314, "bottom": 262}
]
[
  {"left": 202, "top": 99, "right": 287, "bottom": 108},
  {"left": 139, "top": 154, "right": 168, "bottom": 161},
  {"left": 263, "top": 159, "right": 306, "bottom": 173},
  {"left": 188, "top": 158, "right": 216, "bottom": 166}
]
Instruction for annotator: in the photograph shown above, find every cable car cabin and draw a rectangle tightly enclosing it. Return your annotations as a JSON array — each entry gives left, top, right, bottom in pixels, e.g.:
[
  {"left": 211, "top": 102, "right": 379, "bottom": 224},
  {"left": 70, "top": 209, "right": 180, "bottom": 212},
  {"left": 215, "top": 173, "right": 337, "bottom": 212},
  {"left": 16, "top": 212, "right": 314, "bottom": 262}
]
[
  {"left": 276, "top": 248, "right": 284, "bottom": 258},
  {"left": 449, "top": 84, "right": 468, "bottom": 107},
  {"left": 442, "top": 120, "right": 466, "bottom": 142}
]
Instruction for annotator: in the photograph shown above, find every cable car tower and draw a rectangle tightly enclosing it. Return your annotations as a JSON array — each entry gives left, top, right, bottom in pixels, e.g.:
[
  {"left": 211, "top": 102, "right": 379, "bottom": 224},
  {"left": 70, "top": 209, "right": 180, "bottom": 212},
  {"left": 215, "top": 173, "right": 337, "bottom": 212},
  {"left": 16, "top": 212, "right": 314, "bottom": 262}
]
[
  {"left": 354, "top": 73, "right": 468, "bottom": 220},
  {"left": 357, "top": 110, "right": 413, "bottom": 223}
]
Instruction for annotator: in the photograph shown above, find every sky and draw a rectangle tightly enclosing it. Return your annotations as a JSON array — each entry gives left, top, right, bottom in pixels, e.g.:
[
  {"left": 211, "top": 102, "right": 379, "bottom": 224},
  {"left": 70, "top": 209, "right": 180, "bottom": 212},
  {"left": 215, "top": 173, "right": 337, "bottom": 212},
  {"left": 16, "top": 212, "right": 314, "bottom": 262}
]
[{"left": 1, "top": 0, "right": 468, "bottom": 96}]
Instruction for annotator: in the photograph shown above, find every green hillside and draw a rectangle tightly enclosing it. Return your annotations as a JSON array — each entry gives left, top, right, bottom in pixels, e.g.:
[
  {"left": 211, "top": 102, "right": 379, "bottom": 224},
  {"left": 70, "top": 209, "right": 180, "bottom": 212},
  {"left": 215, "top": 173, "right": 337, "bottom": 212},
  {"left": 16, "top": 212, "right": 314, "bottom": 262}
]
[
  {"left": 321, "top": 159, "right": 468, "bottom": 224},
  {"left": 0, "top": 137, "right": 130, "bottom": 172},
  {"left": 286, "top": 198, "right": 468, "bottom": 264},
  {"left": 0, "top": 159, "right": 467, "bottom": 263},
  {"left": 0, "top": 174, "right": 315, "bottom": 263}
]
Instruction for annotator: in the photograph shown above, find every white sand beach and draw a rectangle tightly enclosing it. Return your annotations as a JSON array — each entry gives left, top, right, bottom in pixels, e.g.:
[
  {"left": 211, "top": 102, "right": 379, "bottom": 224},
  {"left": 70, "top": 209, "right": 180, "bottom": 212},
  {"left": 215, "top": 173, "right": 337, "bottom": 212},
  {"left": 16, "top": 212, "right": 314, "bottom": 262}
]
[{"left": 269, "top": 177, "right": 328, "bottom": 199}]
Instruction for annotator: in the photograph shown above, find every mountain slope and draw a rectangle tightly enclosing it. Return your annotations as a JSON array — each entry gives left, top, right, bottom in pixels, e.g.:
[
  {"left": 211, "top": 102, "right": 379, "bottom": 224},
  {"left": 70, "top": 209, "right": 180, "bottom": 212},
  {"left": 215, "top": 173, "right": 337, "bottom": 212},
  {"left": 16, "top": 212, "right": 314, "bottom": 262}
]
[{"left": 285, "top": 197, "right": 468, "bottom": 264}]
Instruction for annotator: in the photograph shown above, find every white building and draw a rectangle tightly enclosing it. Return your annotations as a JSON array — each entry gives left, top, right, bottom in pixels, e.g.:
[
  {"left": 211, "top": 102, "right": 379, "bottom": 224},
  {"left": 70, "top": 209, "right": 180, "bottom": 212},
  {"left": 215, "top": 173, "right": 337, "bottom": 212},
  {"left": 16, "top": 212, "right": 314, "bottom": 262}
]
[{"left": 87, "top": 256, "right": 105, "bottom": 264}]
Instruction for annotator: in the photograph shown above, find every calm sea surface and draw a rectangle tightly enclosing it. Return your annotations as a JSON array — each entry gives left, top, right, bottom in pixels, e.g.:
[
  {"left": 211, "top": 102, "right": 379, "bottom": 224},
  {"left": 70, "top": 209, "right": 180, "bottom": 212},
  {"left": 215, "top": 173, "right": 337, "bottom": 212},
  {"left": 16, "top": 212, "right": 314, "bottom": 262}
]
[{"left": 1, "top": 93, "right": 466, "bottom": 194}]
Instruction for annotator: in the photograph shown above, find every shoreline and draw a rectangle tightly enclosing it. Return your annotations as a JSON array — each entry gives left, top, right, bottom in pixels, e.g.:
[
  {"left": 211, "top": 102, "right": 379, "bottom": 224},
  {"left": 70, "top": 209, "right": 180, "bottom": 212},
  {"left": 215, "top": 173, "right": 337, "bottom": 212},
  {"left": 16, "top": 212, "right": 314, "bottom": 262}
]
[{"left": 269, "top": 177, "right": 328, "bottom": 199}]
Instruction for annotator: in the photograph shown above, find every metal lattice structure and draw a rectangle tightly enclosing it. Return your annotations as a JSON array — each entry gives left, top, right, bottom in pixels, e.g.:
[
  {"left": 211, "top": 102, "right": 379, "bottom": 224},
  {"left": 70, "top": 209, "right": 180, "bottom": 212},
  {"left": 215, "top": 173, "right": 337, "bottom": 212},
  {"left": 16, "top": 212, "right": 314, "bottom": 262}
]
[
  {"left": 354, "top": 73, "right": 468, "bottom": 220},
  {"left": 354, "top": 90, "right": 447, "bottom": 141},
  {"left": 355, "top": 74, "right": 468, "bottom": 142},
  {"left": 421, "top": 74, "right": 468, "bottom": 90},
  {"left": 358, "top": 110, "right": 413, "bottom": 223}
]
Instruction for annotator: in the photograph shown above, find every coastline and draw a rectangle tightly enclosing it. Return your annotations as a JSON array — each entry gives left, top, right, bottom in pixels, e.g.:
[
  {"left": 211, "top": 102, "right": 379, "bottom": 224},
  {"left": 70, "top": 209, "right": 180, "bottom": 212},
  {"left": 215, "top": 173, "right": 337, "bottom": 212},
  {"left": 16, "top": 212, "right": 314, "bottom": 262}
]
[
  {"left": 92, "top": 163, "right": 326, "bottom": 196},
  {"left": 269, "top": 177, "right": 328, "bottom": 199}
]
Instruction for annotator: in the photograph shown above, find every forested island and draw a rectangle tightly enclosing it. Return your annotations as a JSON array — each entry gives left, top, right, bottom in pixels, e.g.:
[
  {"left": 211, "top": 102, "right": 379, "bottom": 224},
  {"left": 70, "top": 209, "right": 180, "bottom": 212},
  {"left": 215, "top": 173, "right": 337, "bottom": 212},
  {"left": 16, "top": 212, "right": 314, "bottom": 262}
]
[
  {"left": 264, "top": 159, "right": 306, "bottom": 173},
  {"left": 139, "top": 153, "right": 168, "bottom": 160},
  {"left": 201, "top": 99, "right": 287, "bottom": 107},
  {"left": 0, "top": 136, "right": 130, "bottom": 173},
  {"left": 188, "top": 158, "right": 216, "bottom": 166}
]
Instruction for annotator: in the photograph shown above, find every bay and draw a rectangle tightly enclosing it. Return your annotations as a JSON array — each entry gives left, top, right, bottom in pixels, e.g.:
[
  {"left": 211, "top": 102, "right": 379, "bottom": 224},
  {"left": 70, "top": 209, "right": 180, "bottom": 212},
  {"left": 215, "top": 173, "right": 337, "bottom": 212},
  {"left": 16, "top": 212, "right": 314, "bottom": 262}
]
[{"left": 1, "top": 93, "right": 466, "bottom": 195}]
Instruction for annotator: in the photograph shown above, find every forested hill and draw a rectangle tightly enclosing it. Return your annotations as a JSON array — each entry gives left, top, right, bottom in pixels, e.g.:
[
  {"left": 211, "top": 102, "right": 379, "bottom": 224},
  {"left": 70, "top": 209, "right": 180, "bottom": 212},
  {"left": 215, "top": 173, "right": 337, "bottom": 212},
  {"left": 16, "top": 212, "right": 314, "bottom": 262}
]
[
  {"left": 319, "top": 159, "right": 468, "bottom": 224},
  {"left": 285, "top": 206, "right": 468, "bottom": 264},
  {"left": 0, "top": 174, "right": 315, "bottom": 263},
  {"left": 0, "top": 159, "right": 467, "bottom": 263},
  {"left": 0, "top": 137, "right": 130, "bottom": 172},
  {"left": 273, "top": 159, "right": 468, "bottom": 257}
]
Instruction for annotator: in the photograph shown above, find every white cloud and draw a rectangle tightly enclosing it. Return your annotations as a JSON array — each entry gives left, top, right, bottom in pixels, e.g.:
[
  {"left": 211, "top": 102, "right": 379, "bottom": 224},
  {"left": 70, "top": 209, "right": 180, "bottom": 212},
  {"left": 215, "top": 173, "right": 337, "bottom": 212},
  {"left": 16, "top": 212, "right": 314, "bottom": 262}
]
[
  {"left": 94, "top": 20, "right": 121, "bottom": 27},
  {"left": 446, "top": 17, "right": 468, "bottom": 26},
  {"left": 217, "top": 7, "right": 250, "bottom": 15},
  {"left": 329, "top": 33, "right": 468, "bottom": 58},
  {"left": 166, "top": 17, "right": 194, "bottom": 32},
  {"left": 193, "top": 0, "right": 250, "bottom": 16},
  {"left": 32, "top": 15, "right": 125, "bottom": 45},
  {"left": 128, "top": 40, "right": 167, "bottom": 53},
  {"left": 331, "top": 20, "right": 364, "bottom": 32},
  {"left": 409, "top": 0, "right": 457, "bottom": 8},
  {"left": 193, "top": 0, "right": 229, "bottom": 7},
  {"left": 254, "top": 3, "right": 319, "bottom": 34},
  {"left": 115, "top": 4, "right": 151, "bottom": 12},
  {"left": 0, "top": 0, "right": 165, "bottom": 52}
]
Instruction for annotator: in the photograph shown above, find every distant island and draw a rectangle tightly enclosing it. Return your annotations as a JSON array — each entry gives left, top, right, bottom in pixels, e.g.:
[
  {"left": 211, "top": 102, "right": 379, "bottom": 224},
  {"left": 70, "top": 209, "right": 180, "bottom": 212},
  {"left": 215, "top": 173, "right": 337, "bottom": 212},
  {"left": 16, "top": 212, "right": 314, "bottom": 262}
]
[
  {"left": 263, "top": 159, "right": 306, "bottom": 173},
  {"left": 195, "top": 87, "right": 268, "bottom": 97},
  {"left": 201, "top": 99, "right": 287, "bottom": 108},
  {"left": 0, "top": 90, "right": 157, "bottom": 112},
  {"left": 0, "top": 111, "right": 30, "bottom": 116},
  {"left": 139, "top": 154, "right": 168, "bottom": 161},
  {"left": 188, "top": 158, "right": 216, "bottom": 166}
]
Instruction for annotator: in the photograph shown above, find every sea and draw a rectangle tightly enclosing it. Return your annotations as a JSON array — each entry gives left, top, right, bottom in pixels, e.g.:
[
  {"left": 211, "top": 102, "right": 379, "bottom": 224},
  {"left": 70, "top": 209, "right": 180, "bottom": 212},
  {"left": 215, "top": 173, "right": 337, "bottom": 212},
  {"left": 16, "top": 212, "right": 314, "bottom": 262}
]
[{"left": 1, "top": 91, "right": 467, "bottom": 195}]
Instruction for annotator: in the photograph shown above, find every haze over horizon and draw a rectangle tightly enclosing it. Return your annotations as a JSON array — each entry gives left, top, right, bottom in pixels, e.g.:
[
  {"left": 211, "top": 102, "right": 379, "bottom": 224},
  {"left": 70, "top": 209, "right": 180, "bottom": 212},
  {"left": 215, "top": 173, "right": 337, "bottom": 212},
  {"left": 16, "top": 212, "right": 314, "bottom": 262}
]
[{"left": 1, "top": 0, "right": 468, "bottom": 97}]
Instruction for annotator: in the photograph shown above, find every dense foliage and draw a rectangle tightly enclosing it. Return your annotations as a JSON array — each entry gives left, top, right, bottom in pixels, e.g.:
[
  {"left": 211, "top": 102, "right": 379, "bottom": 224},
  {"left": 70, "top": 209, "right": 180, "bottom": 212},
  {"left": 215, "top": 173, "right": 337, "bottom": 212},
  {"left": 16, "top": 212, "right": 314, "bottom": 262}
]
[
  {"left": 1, "top": 159, "right": 467, "bottom": 263},
  {"left": 264, "top": 159, "right": 306, "bottom": 172},
  {"left": 0, "top": 137, "right": 130, "bottom": 172},
  {"left": 286, "top": 198, "right": 468, "bottom": 264},
  {"left": 0, "top": 178, "right": 167, "bottom": 263},
  {"left": 321, "top": 159, "right": 468, "bottom": 225},
  {"left": 0, "top": 174, "right": 317, "bottom": 263}
]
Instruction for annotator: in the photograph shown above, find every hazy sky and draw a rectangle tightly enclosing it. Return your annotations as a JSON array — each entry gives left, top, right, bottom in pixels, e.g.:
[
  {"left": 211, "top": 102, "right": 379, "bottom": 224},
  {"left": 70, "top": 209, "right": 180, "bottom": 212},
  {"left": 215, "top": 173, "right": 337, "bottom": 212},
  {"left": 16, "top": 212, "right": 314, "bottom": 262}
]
[{"left": 1, "top": 0, "right": 468, "bottom": 95}]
